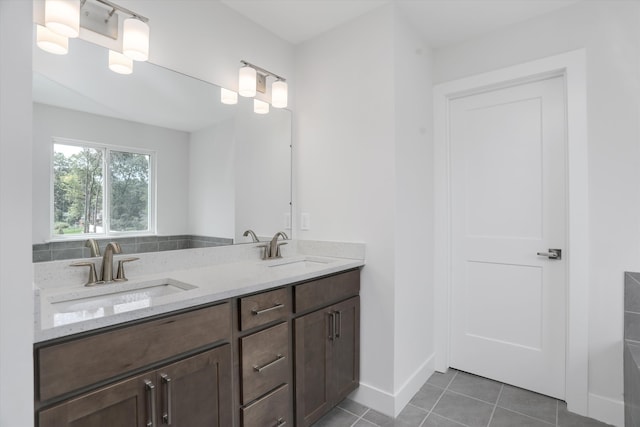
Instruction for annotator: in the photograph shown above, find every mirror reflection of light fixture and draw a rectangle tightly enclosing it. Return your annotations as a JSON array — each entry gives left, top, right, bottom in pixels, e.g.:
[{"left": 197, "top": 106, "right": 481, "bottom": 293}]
[
  {"left": 122, "top": 17, "right": 150, "bottom": 61},
  {"left": 108, "top": 50, "right": 133, "bottom": 74},
  {"left": 36, "top": 25, "right": 69, "bottom": 55},
  {"left": 254, "top": 99, "right": 270, "bottom": 115},
  {"left": 38, "top": 0, "right": 150, "bottom": 75},
  {"left": 238, "top": 61, "right": 288, "bottom": 113},
  {"left": 45, "top": 0, "right": 80, "bottom": 38},
  {"left": 220, "top": 88, "right": 238, "bottom": 105}
]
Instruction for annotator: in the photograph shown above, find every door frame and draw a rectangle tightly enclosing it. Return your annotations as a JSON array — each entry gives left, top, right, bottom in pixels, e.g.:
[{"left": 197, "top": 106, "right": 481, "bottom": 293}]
[{"left": 433, "top": 49, "right": 588, "bottom": 415}]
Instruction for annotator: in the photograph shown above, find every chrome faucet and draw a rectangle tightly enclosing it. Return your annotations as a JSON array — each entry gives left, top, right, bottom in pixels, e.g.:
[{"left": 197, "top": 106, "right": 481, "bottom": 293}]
[
  {"left": 100, "top": 242, "right": 122, "bottom": 283},
  {"left": 268, "top": 231, "right": 289, "bottom": 259},
  {"left": 243, "top": 229, "right": 260, "bottom": 243}
]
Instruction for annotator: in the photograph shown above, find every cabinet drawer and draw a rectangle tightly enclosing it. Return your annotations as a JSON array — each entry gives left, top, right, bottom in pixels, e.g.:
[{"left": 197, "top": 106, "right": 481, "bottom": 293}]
[
  {"left": 242, "top": 384, "right": 290, "bottom": 427},
  {"left": 38, "top": 302, "right": 231, "bottom": 402},
  {"left": 240, "top": 287, "right": 289, "bottom": 331},
  {"left": 241, "top": 322, "right": 289, "bottom": 404},
  {"left": 294, "top": 269, "right": 360, "bottom": 313}
]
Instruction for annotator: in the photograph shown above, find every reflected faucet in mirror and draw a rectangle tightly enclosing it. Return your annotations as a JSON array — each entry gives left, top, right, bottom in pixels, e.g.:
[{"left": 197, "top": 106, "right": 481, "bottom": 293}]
[
  {"left": 243, "top": 229, "right": 260, "bottom": 243},
  {"left": 85, "top": 238, "right": 101, "bottom": 257}
]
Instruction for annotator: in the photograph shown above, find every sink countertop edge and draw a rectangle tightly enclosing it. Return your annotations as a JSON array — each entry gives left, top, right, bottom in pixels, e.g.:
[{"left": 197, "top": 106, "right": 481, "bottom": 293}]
[{"left": 35, "top": 256, "right": 364, "bottom": 343}]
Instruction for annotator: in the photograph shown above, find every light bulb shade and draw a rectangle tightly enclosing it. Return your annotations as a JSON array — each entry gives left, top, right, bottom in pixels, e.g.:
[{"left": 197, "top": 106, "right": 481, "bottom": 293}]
[
  {"left": 254, "top": 99, "right": 269, "bottom": 115},
  {"left": 36, "top": 25, "right": 69, "bottom": 55},
  {"left": 123, "top": 18, "right": 150, "bottom": 61},
  {"left": 271, "top": 80, "right": 288, "bottom": 108},
  {"left": 239, "top": 66, "right": 257, "bottom": 97},
  {"left": 45, "top": 0, "right": 80, "bottom": 38},
  {"left": 109, "top": 50, "right": 133, "bottom": 75},
  {"left": 220, "top": 88, "right": 238, "bottom": 105}
]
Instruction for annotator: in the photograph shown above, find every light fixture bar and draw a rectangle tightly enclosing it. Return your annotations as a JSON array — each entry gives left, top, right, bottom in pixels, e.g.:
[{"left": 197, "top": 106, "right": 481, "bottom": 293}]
[
  {"left": 93, "top": 0, "right": 149, "bottom": 22},
  {"left": 240, "top": 60, "right": 286, "bottom": 82}
]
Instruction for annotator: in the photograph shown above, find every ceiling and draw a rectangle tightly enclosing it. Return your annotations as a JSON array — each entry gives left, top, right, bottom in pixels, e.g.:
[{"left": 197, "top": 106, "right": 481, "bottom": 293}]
[{"left": 220, "top": 0, "right": 582, "bottom": 47}]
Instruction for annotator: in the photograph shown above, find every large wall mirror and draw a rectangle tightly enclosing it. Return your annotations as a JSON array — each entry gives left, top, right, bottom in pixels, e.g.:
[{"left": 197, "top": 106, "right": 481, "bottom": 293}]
[{"left": 32, "top": 35, "right": 292, "bottom": 256}]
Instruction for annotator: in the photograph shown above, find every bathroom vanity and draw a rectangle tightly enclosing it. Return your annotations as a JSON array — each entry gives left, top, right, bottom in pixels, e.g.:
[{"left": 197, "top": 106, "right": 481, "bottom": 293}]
[{"left": 33, "top": 245, "right": 363, "bottom": 427}]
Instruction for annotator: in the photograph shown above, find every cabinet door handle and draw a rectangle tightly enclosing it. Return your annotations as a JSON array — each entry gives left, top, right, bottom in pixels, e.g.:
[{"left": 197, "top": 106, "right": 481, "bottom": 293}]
[
  {"left": 276, "top": 417, "right": 287, "bottom": 426},
  {"left": 160, "top": 374, "right": 172, "bottom": 425},
  {"left": 251, "top": 303, "right": 285, "bottom": 315},
  {"left": 253, "top": 354, "right": 286, "bottom": 372},
  {"left": 144, "top": 380, "right": 156, "bottom": 427},
  {"left": 335, "top": 310, "right": 342, "bottom": 339},
  {"left": 328, "top": 312, "right": 336, "bottom": 341}
]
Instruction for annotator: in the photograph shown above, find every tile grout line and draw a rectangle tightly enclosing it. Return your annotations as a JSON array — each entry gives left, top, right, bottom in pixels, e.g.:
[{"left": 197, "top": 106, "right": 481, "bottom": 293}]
[
  {"left": 418, "top": 371, "right": 459, "bottom": 427},
  {"left": 348, "top": 407, "right": 370, "bottom": 427},
  {"left": 486, "top": 384, "right": 504, "bottom": 427}
]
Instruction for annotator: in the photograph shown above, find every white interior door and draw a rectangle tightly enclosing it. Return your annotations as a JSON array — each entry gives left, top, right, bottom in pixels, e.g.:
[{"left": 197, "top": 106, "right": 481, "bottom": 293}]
[{"left": 449, "top": 76, "right": 567, "bottom": 399}]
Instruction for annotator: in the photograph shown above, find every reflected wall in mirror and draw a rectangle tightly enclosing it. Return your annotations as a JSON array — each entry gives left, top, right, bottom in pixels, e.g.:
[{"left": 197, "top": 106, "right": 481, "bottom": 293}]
[{"left": 32, "top": 34, "right": 291, "bottom": 259}]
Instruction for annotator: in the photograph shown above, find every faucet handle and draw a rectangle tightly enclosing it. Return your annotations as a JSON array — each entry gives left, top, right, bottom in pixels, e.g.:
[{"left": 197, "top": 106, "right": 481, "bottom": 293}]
[
  {"left": 256, "top": 243, "right": 270, "bottom": 260},
  {"left": 275, "top": 242, "right": 288, "bottom": 258},
  {"left": 70, "top": 261, "right": 99, "bottom": 286},
  {"left": 115, "top": 257, "right": 139, "bottom": 281}
]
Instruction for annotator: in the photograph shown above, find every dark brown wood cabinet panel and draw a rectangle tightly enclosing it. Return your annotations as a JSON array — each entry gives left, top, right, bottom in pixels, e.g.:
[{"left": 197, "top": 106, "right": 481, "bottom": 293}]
[
  {"left": 240, "top": 287, "right": 289, "bottom": 331},
  {"left": 241, "top": 384, "right": 290, "bottom": 427},
  {"left": 294, "top": 307, "right": 332, "bottom": 427},
  {"left": 294, "top": 269, "right": 360, "bottom": 313},
  {"left": 38, "top": 302, "right": 231, "bottom": 402},
  {"left": 240, "top": 322, "right": 289, "bottom": 404},
  {"left": 156, "top": 345, "right": 233, "bottom": 427},
  {"left": 294, "top": 296, "right": 360, "bottom": 427},
  {"left": 38, "top": 370, "right": 152, "bottom": 427}
]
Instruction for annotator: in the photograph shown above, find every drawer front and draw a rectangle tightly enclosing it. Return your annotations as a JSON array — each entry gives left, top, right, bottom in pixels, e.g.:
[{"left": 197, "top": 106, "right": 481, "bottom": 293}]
[
  {"left": 294, "top": 269, "right": 360, "bottom": 313},
  {"left": 241, "top": 322, "right": 289, "bottom": 404},
  {"left": 240, "top": 287, "right": 289, "bottom": 331},
  {"left": 38, "top": 302, "right": 231, "bottom": 402},
  {"left": 242, "top": 384, "right": 290, "bottom": 427}
]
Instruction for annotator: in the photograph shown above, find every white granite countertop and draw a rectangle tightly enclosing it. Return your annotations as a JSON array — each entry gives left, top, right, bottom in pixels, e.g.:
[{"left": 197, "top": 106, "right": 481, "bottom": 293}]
[{"left": 35, "top": 242, "right": 365, "bottom": 343}]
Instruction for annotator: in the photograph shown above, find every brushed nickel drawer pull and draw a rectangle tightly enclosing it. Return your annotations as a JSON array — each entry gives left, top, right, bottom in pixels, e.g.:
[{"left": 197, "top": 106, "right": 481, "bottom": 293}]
[
  {"left": 251, "top": 303, "right": 285, "bottom": 315},
  {"left": 335, "top": 310, "right": 342, "bottom": 339},
  {"left": 276, "top": 417, "right": 287, "bottom": 426},
  {"left": 144, "top": 380, "right": 156, "bottom": 427},
  {"left": 329, "top": 312, "right": 336, "bottom": 341},
  {"left": 253, "top": 354, "right": 285, "bottom": 372},
  {"left": 160, "top": 374, "right": 172, "bottom": 425}
]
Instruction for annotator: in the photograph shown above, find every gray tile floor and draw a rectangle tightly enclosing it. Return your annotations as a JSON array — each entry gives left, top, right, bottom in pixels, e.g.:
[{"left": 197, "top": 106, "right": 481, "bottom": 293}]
[{"left": 312, "top": 369, "right": 613, "bottom": 427}]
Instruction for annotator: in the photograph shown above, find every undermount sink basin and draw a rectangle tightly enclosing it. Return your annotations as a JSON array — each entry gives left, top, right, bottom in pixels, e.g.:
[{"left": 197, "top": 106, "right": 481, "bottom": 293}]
[
  {"left": 47, "top": 279, "right": 196, "bottom": 326},
  {"left": 267, "top": 256, "right": 335, "bottom": 271}
]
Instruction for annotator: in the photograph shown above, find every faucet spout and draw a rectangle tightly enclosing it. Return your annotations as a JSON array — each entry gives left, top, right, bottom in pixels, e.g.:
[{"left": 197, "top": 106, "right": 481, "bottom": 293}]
[
  {"left": 243, "top": 229, "right": 260, "bottom": 243},
  {"left": 85, "top": 238, "right": 101, "bottom": 257},
  {"left": 100, "top": 242, "right": 122, "bottom": 283},
  {"left": 269, "top": 231, "right": 289, "bottom": 259}
]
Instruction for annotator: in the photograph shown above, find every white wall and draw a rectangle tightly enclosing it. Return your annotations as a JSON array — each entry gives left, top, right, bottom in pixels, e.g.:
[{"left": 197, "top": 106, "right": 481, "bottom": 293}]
[
  {"left": 33, "top": 104, "right": 190, "bottom": 242},
  {"left": 189, "top": 119, "right": 236, "bottom": 239},
  {"left": 434, "top": 2, "right": 640, "bottom": 424},
  {"left": 0, "top": 1, "right": 34, "bottom": 426},
  {"left": 294, "top": 4, "right": 435, "bottom": 415}
]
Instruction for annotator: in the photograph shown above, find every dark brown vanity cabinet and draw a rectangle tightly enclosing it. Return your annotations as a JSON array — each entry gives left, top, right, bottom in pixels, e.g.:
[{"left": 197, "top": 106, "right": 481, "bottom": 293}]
[
  {"left": 38, "top": 345, "right": 233, "bottom": 427},
  {"left": 293, "top": 270, "right": 360, "bottom": 427},
  {"left": 36, "top": 303, "right": 233, "bottom": 427}
]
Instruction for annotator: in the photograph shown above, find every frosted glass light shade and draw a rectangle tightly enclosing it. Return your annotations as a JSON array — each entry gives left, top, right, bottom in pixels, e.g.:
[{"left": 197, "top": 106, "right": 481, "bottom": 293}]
[
  {"left": 123, "top": 18, "right": 150, "bottom": 61},
  {"left": 45, "top": 0, "right": 80, "bottom": 38},
  {"left": 221, "top": 88, "right": 238, "bottom": 105},
  {"left": 254, "top": 99, "right": 269, "bottom": 115},
  {"left": 109, "top": 50, "right": 133, "bottom": 75},
  {"left": 271, "top": 80, "right": 288, "bottom": 108},
  {"left": 239, "top": 66, "right": 257, "bottom": 97},
  {"left": 36, "top": 25, "right": 68, "bottom": 55}
]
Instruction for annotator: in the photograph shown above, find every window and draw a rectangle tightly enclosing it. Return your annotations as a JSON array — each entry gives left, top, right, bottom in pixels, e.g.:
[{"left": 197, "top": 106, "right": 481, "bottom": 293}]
[{"left": 52, "top": 139, "right": 155, "bottom": 238}]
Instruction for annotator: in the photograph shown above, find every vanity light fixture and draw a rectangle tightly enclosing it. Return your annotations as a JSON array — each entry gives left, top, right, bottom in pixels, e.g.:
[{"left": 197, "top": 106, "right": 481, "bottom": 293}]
[
  {"left": 36, "top": 24, "right": 69, "bottom": 55},
  {"left": 108, "top": 50, "right": 133, "bottom": 75},
  {"left": 45, "top": 0, "right": 81, "bottom": 38},
  {"left": 238, "top": 61, "right": 288, "bottom": 112},
  {"left": 38, "top": 0, "right": 150, "bottom": 74},
  {"left": 220, "top": 88, "right": 238, "bottom": 105},
  {"left": 254, "top": 99, "right": 270, "bottom": 115}
]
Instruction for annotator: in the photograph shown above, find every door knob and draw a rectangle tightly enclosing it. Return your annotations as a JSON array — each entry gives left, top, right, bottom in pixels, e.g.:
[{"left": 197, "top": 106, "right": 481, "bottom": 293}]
[{"left": 536, "top": 249, "right": 561, "bottom": 260}]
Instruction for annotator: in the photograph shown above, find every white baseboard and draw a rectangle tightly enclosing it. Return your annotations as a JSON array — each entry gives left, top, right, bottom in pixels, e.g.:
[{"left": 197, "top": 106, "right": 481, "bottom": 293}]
[
  {"left": 349, "top": 353, "right": 435, "bottom": 417},
  {"left": 588, "top": 393, "right": 624, "bottom": 427}
]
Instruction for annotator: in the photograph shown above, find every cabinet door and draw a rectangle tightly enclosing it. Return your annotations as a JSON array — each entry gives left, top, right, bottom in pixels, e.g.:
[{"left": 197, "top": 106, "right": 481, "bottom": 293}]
[
  {"left": 39, "top": 371, "right": 154, "bottom": 427},
  {"left": 331, "top": 296, "right": 360, "bottom": 403},
  {"left": 294, "top": 308, "right": 333, "bottom": 427},
  {"left": 157, "top": 344, "right": 232, "bottom": 427}
]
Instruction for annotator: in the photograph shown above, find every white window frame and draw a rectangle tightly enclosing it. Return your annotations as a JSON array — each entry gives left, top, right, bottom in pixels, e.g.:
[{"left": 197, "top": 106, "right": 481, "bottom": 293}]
[{"left": 50, "top": 137, "right": 157, "bottom": 240}]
